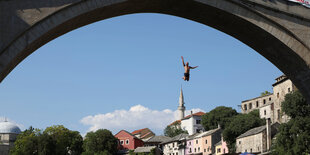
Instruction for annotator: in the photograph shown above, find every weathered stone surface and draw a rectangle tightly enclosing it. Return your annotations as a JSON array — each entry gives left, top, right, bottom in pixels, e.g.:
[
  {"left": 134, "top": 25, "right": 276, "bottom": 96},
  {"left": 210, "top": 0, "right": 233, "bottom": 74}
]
[{"left": 0, "top": 0, "right": 310, "bottom": 101}]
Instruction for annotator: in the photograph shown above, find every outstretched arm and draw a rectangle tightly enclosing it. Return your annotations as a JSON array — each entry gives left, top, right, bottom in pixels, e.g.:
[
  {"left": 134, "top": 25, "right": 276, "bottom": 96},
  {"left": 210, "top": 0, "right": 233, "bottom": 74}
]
[
  {"left": 181, "top": 56, "right": 185, "bottom": 66},
  {"left": 190, "top": 66, "right": 198, "bottom": 69}
]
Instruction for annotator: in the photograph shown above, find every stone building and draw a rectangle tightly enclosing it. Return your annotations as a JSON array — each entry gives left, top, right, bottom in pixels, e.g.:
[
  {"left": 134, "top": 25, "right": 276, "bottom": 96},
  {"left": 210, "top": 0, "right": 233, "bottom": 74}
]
[
  {"left": 235, "top": 119, "right": 279, "bottom": 154},
  {"left": 0, "top": 121, "right": 21, "bottom": 155},
  {"left": 161, "top": 133, "right": 188, "bottom": 155},
  {"left": 241, "top": 75, "right": 295, "bottom": 123}
]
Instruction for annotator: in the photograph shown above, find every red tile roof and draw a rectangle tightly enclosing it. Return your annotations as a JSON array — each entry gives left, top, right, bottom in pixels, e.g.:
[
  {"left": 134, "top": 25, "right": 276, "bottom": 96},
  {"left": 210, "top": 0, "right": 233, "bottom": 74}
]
[
  {"left": 183, "top": 112, "right": 205, "bottom": 120},
  {"left": 169, "top": 120, "right": 181, "bottom": 126},
  {"left": 132, "top": 128, "right": 148, "bottom": 135}
]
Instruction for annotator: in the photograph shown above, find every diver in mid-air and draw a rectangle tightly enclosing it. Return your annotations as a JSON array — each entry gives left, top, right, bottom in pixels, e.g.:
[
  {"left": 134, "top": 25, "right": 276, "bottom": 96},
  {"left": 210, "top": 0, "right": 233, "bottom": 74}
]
[{"left": 181, "top": 56, "right": 198, "bottom": 81}]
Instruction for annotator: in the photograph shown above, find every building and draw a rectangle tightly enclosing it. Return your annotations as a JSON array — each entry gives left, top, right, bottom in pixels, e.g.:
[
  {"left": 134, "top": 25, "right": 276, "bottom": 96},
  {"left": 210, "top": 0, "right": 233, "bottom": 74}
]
[
  {"left": 162, "top": 133, "right": 188, "bottom": 155},
  {"left": 178, "top": 87, "right": 186, "bottom": 120},
  {"left": 115, "top": 130, "right": 144, "bottom": 151},
  {"left": 144, "top": 135, "right": 172, "bottom": 150},
  {"left": 235, "top": 119, "right": 279, "bottom": 154},
  {"left": 0, "top": 121, "right": 21, "bottom": 155},
  {"left": 185, "top": 133, "right": 199, "bottom": 155},
  {"left": 134, "top": 146, "right": 161, "bottom": 155},
  {"left": 189, "top": 127, "right": 222, "bottom": 155},
  {"left": 131, "top": 128, "right": 155, "bottom": 142},
  {"left": 241, "top": 94, "right": 274, "bottom": 114},
  {"left": 168, "top": 87, "right": 205, "bottom": 135},
  {"left": 272, "top": 75, "right": 296, "bottom": 123},
  {"left": 241, "top": 75, "right": 295, "bottom": 123},
  {"left": 214, "top": 136, "right": 229, "bottom": 155},
  {"left": 181, "top": 111, "right": 205, "bottom": 135}
]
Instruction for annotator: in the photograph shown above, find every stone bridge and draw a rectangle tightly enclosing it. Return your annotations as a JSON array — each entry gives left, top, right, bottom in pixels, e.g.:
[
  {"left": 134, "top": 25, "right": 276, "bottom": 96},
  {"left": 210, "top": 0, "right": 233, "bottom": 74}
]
[{"left": 1, "top": 0, "right": 310, "bottom": 101}]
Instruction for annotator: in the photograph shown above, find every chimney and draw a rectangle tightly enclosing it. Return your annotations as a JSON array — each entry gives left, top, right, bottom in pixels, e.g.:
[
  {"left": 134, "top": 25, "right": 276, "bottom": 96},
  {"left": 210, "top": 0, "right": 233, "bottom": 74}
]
[
  {"left": 266, "top": 118, "right": 272, "bottom": 151},
  {"left": 191, "top": 111, "right": 193, "bottom": 115}
]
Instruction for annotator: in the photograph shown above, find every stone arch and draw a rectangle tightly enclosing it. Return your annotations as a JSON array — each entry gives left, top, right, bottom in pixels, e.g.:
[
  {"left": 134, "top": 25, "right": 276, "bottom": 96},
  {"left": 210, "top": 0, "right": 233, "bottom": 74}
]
[{"left": 0, "top": 0, "right": 310, "bottom": 100}]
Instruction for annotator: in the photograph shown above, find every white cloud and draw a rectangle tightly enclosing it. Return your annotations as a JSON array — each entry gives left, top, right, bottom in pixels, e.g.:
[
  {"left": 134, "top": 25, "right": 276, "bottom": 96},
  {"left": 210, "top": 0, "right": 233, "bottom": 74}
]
[{"left": 80, "top": 105, "right": 205, "bottom": 134}]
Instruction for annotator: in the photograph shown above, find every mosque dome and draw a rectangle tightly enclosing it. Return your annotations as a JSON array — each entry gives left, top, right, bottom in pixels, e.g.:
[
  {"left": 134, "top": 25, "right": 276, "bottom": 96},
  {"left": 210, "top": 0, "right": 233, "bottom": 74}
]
[{"left": 0, "top": 121, "right": 21, "bottom": 134}]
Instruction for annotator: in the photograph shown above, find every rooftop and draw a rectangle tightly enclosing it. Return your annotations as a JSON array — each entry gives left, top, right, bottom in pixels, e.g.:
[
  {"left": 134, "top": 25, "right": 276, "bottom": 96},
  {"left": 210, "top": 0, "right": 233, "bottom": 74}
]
[
  {"left": 146, "top": 135, "right": 171, "bottom": 143},
  {"left": 161, "top": 133, "right": 188, "bottom": 144},
  {"left": 0, "top": 121, "right": 21, "bottom": 134},
  {"left": 134, "top": 146, "right": 156, "bottom": 153}
]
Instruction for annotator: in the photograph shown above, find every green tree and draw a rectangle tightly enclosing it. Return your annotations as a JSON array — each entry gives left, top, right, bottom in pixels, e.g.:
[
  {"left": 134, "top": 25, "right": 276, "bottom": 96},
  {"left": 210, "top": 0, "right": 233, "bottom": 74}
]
[
  {"left": 223, "top": 110, "right": 265, "bottom": 152},
  {"left": 272, "top": 91, "right": 310, "bottom": 154},
  {"left": 44, "top": 125, "right": 83, "bottom": 155},
  {"left": 82, "top": 129, "right": 118, "bottom": 154},
  {"left": 201, "top": 106, "right": 238, "bottom": 131},
  {"left": 260, "top": 91, "right": 272, "bottom": 96},
  {"left": 10, "top": 126, "right": 40, "bottom": 155},
  {"left": 11, "top": 125, "right": 83, "bottom": 155},
  {"left": 164, "top": 121, "right": 188, "bottom": 137}
]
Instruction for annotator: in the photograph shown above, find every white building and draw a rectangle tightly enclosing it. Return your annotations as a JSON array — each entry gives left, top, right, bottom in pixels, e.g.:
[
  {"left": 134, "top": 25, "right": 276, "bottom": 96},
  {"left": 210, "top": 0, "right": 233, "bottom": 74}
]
[
  {"left": 0, "top": 121, "right": 21, "bottom": 155},
  {"left": 181, "top": 112, "right": 205, "bottom": 135}
]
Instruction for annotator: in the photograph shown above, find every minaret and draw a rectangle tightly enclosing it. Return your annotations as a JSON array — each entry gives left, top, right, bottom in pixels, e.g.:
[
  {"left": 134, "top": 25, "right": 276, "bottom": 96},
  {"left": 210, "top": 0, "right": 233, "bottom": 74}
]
[{"left": 178, "top": 87, "right": 186, "bottom": 120}]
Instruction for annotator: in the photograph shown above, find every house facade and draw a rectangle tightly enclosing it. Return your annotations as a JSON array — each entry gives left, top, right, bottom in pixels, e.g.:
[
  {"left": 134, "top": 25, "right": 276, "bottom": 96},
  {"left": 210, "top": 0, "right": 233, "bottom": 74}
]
[
  {"left": 115, "top": 130, "right": 144, "bottom": 151},
  {"left": 181, "top": 112, "right": 205, "bottom": 135},
  {"left": 235, "top": 119, "right": 279, "bottom": 154},
  {"left": 241, "top": 75, "right": 295, "bottom": 124},
  {"left": 162, "top": 133, "right": 188, "bottom": 155}
]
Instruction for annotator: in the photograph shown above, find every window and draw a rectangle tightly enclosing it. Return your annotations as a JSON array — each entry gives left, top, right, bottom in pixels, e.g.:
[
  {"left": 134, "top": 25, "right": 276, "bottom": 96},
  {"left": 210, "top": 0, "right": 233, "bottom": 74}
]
[
  {"left": 204, "top": 149, "right": 206, "bottom": 152},
  {"left": 196, "top": 120, "right": 201, "bottom": 124},
  {"left": 250, "top": 149, "right": 252, "bottom": 153},
  {"left": 269, "top": 97, "right": 271, "bottom": 101},
  {"left": 173, "top": 142, "right": 174, "bottom": 147},
  {"left": 244, "top": 104, "right": 247, "bottom": 111},
  {"left": 189, "top": 148, "right": 192, "bottom": 153},
  {"left": 239, "top": 141, "right": 241, "bottom": 144},
  {"left": 217, "top": 148, "right": 221, "bottom": 153},
  {"left": 120, "top": 140, "right": 124, "bottom": 145},
  {"left": 223, "top": 149, "right": 226, "bottom": 153},
  {"left": 258, "top": 146, "right": 260, "bottom": 151},
  {"left": 263, "top": 99, "right": 266, "bottom": 104},
  {"left": 125, "top": 139, "right": 129, "bottom": 145},
  {"left": 245, "top": 149, "right": 247, "bottom": 152},
  {"left": 196, "top": 140, "right": 198, "bottom": 144},
  {"left": 264, "top": 110, "right": 266, "bottom": 116},
  {"left": 249, "top": 103, "right": 252, "bottom": 109},
  {"left": 176, "top": 153, "right": 178, "bottom": 155},
  {"left": 288, "top": 88, "right": 291, "bottom": 92},
  {"left": 256, "top": 101, "right": 259, "bottom": 107},
  {"left": 205, "top": 140, "right": 208, "bottom": 144},
  {"left": 189, "top": 142, "right": 191, "bottom": 145},
  {"left": 198, "top": 147, "right": 200, "bottom": 152},
  {"left": 277, "top": 93, "right": 279, "bottom": 98},
  {"left": 278, "top": 109, "right": 281, "bottom": 120},
  {"left": 172, "top": 153, "right": 174, "bottom": 155},
  {"left": 207, "top": 147, "right": 210, "bottom": 152},
  {"left": 195, "top": 148, "right": 196, "bottom": 152}
]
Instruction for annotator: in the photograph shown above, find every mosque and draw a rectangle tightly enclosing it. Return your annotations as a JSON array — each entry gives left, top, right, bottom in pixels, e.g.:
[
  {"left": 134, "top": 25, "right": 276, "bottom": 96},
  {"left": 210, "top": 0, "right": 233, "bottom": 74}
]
[{"left": 0, "top": 120, "right": 21, "bottom": 155}]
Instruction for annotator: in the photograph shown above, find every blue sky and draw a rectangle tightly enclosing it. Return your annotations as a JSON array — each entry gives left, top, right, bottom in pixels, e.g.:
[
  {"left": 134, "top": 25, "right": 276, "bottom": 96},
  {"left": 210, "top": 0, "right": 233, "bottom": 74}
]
[{"left": 0, "top": 13, "right": 282, "bottom": 135}]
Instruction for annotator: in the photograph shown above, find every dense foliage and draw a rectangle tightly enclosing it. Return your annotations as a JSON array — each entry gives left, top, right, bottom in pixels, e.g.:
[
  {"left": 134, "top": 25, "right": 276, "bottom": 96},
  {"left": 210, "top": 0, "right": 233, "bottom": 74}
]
[
  {"left": 82, "top": 129, "right": 118, "bottom": 155},
  {"left": 223, "top": 110, "right": 265, "bottom": 152},
  {"left": 11, "top": 125, "right": 118, "bottom": 154},
  {"left": 11, "top": 125, "right": 83, "bottom": 155},
  {"left": 201, "top": 106, "right": 238, "bottom": 130},
  {"left": 272, "top": 91, "right": 310, "bottom": 154},
  {"left": 164, "top": 121, "right": 188, "bottom": 137}
]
